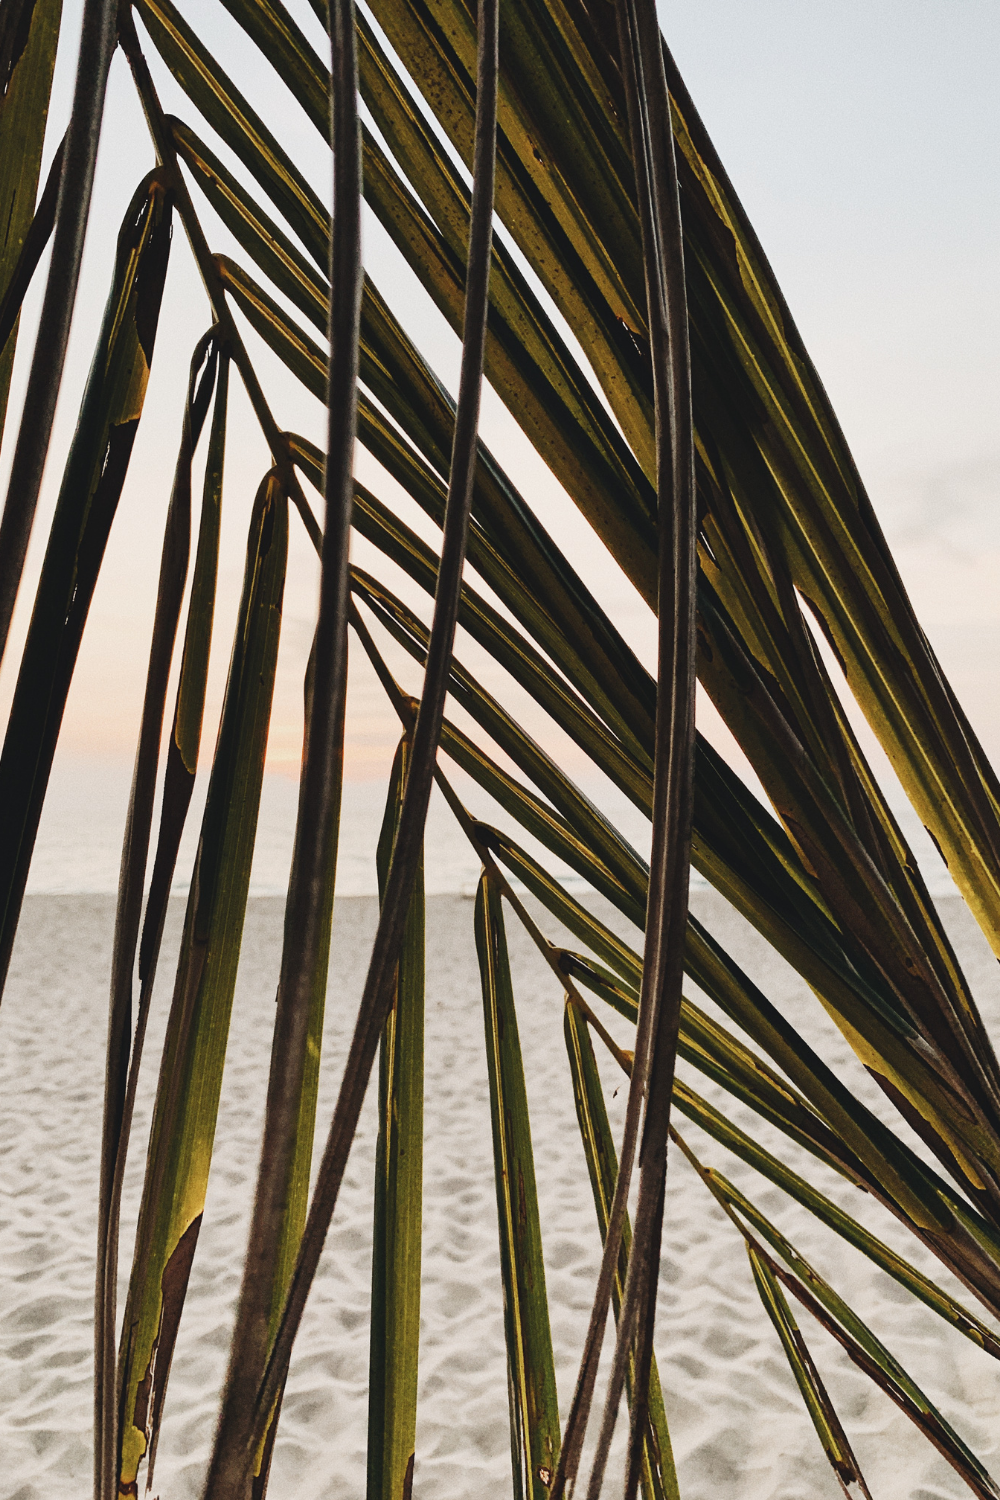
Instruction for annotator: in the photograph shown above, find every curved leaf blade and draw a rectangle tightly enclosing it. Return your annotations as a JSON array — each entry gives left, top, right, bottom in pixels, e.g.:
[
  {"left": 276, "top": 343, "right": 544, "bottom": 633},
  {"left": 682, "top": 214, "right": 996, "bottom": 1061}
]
[
  {"left": 115, "top": 474, "right": 288, "bottom": 1497},
  {"left": 368, "top": 736, "right": 426, "bottom": 1500},
  {"left": 476, "top": 872, "right": 561, "bottom": 1498},
  {"left": 564, "top": 1002, "right": 678, "bottom": 1500},
  {"left": 0, "top": 172, "right": 172, "bottom": 994}
]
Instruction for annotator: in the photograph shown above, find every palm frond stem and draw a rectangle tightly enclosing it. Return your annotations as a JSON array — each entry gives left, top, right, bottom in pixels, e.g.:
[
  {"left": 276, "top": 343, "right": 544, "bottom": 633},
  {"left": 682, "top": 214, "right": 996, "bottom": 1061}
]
[
  {"left": 200, "top": 0, "right": 362, "bottom": 1478},
  {"left": 550, "top": 0, "right": 696, "bottom": 1486},
  {"left": 244, "top": 0, "right": 499, "bottom": 1452}
]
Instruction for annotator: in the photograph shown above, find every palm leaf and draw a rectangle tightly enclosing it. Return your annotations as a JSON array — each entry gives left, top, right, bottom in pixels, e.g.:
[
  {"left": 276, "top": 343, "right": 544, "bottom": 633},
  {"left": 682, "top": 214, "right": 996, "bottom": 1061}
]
[
  {"left": 116, "top": 473, "right": 288, "bottom": 1497},
  {"left": 476, "top": 871, "right": 561, "bottom": 1498},
  {"left": 564, "top": 1001, "right": 678, "bottom": 1500},
  {"left": 95, "top": 329, "right": 221, "bottom": 1492},
  {"left": 0, "top": 0, "right": 115, "bottom": 661},
  {"left": 674, "top": 1130, "right": 1000, "bottom": 1500},
  {"left": 368, "top": 736, "right": 426, "bottom": 1500},
  {"left": 746, "top": 1242, "right": 873, "bottom": 1500},
  {"left": 0, "top": 0, "right": 62, "bottom": 441},
  {"left": 0, "top": 0, "right": 996, "bottom": 1495},
  {"left": 0, "top": 171, "right": 172, "bottom": 989}
]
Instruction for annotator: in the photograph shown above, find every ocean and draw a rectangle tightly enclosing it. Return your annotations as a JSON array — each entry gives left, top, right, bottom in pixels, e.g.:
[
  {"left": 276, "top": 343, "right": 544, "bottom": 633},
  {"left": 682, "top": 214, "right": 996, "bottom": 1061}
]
[{"left": 26, "top": 754, "right": 956, "bottom": 903}]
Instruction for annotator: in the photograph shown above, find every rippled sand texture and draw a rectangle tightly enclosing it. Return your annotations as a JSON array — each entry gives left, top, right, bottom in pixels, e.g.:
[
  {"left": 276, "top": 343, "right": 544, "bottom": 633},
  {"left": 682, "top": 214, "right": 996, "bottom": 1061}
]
[{"left": 3, "top": 891, "right": 1000, "bottom": 1499}]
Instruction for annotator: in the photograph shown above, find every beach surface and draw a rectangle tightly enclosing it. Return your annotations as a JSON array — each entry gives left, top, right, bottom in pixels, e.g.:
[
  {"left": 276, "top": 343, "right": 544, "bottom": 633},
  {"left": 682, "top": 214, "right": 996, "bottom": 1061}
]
[{"left": 2, "top": 889, "right": 1000, "bottom": 1499}]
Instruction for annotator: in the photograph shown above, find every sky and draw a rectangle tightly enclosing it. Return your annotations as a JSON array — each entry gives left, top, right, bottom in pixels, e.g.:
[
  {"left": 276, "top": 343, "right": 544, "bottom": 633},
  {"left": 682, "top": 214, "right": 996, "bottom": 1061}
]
[
  {"left": 666, "top": 1, "right": 1000, "bottom": 765},
  {"left": 0, "top": 0, "right": 997, "bottom": 810}
]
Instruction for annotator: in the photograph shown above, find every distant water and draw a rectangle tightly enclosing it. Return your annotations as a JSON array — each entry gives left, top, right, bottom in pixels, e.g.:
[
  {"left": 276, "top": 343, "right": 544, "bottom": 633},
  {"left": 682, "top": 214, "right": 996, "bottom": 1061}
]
[
  {"left": 25, "top": 755, "right": 658, "bottom": 899},
  {"left": 26, "top": 753, "right": 955, "bottom": 901}
]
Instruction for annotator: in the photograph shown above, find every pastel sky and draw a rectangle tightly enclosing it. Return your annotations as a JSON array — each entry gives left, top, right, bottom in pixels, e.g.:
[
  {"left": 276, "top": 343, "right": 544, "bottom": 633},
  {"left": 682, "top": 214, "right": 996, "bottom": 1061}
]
[{"left": 0, "top": 0, "right": 997, "bottom": 793}]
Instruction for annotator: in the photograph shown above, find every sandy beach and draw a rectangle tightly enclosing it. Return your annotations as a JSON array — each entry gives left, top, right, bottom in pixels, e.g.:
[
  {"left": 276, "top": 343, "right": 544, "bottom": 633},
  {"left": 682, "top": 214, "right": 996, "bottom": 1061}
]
[{"left": 3, "top": 888, "right": 1000, "bottom": 1499}]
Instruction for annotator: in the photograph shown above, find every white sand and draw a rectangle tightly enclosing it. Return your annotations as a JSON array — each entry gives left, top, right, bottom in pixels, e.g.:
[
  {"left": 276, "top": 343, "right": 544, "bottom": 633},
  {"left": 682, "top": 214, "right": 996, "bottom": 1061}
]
[{"left": 2, "top": 890, "right": 1000, "bottom": 1499}]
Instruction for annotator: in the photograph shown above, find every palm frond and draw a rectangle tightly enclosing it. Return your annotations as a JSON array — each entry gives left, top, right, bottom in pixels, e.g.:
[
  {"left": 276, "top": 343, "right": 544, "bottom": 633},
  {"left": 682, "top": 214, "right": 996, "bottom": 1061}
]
[
  {"left": 746, "top": 1241, "right": 874, "bottom": 1500},
  {"left": 477, "top": 871, "right": 561, "bottom": 1499},
  {"left": 0, "top": 0, "right": 114, "bottom": 660},
  {"left": 116, "top": 471, "right": 288, "bottom": 1497},
  {"left": 368, "top": 737, "right": 426, "bottom": 1500},
  {"left": 0, "top": 171, "right": 172, "bottom": 986},
  {"left": 0, "top": 1, "right": 996, "bottom": 1496}
]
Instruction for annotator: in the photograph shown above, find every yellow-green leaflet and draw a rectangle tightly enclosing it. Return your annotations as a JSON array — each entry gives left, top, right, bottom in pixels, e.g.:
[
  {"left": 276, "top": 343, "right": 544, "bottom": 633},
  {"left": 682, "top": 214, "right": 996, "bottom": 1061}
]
[
  {"left": 0, "top": 173, "right": 172, "bottom": 989},
  {"left": 116, "top": 475, "right": 288, "bottom": 1496},
  {"left": 0, "top": 0, "right": 61, "bottom": 438},
  {"left": 368, "top": 736, "right": 425, "bottom": 1500},
  {"left": 746, "top": 1243, "right": 873, "bottom": 1500},
  {"left": 564, "top": 1003, "right": 679, "bottom": 1500},
  {"left": 476, "top": 873, "right": 561, "bottom": 1499}
]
